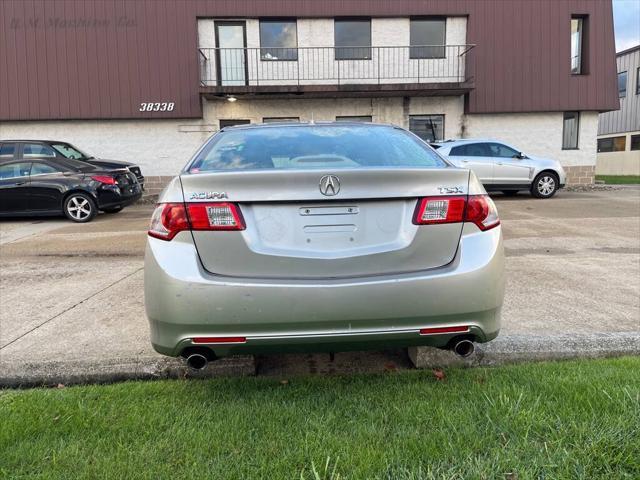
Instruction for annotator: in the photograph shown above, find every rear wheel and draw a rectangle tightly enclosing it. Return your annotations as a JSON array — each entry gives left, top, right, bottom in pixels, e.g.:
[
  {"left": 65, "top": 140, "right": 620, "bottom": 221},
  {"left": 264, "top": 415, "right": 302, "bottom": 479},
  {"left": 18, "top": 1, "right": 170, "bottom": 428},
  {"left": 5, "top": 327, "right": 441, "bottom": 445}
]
[
  {"left": 64, "top": 193, "right": 97, "bottom": 222},
  {"left": 531, "top": 172, "right": 559, "bottom": 199}
]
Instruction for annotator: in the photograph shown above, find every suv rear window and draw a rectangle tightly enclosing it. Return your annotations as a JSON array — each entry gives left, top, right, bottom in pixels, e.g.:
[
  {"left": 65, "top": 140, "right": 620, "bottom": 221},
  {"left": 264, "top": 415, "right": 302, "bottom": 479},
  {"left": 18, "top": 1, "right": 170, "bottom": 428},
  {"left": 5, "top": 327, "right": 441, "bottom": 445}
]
[{"left": 188, "top": 125, "right": 446, "bottom": 173}]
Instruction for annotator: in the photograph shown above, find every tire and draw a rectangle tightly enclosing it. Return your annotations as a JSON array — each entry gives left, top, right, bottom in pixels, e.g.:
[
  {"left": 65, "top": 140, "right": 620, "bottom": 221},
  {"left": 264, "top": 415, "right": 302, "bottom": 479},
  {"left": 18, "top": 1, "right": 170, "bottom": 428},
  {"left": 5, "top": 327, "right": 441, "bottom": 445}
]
[
  {"left": 102, "top": 206, "right": 122, "bottom": 214},
  {"left": 502, "top": 190, "right": 519, "bottom": 196},
  {"left": 531, "top": 172, "right": 559, "bottom": 199},
  {"left": 63, "top": 193, "right": 97, "bottom": 222}
]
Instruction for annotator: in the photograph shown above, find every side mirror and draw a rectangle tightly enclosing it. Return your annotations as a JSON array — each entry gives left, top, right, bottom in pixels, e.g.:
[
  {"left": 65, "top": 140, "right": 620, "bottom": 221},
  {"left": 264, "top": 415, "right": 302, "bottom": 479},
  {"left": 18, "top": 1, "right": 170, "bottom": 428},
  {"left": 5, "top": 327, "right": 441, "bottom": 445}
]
[{"left": 513, "top": 152, "right": 527, "bottom": 159}]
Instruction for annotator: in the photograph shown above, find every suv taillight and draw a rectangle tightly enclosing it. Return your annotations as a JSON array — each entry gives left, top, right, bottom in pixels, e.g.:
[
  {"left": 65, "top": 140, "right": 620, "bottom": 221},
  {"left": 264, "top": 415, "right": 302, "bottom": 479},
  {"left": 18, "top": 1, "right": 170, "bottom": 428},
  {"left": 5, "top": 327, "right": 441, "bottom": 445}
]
[
  {"left": 148, "top": 202, "right": 245, "bottom": 241},
  {"left": 413, "top": 195, "right": 500, "bottom": 231}
]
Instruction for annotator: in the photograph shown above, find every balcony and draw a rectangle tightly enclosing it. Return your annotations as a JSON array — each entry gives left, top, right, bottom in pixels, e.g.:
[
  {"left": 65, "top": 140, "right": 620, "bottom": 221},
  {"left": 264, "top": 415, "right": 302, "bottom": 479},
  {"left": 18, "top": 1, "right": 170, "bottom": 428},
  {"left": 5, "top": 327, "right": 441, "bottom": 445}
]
[{"left": 198, "top": 45, "right": 475, "bottom": 98}]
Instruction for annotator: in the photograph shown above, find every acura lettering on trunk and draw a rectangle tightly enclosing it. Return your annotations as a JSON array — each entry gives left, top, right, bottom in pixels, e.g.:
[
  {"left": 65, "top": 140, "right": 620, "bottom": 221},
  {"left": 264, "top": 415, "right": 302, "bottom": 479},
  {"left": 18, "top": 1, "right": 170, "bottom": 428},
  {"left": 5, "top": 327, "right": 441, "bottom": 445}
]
[{"left": 144, "top": 122, "right": 505, "bottom": 369}]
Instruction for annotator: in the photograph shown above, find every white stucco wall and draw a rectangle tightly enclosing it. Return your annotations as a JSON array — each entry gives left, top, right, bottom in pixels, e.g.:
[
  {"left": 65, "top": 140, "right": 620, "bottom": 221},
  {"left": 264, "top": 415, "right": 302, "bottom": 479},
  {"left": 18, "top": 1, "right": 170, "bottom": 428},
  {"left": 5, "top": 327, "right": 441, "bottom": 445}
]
[
  {"left": 464, "top": 112, "right": 599, "bottom": 167},
  {"left": 0, "top": 95, "right": 465, "bottom": 176},
  {"left": 197, "top": 17, "right": 468, "bottom": 86},
  {"left": 1, "top": 101, "right": 596, "bottom": 176},
  {"left": 0, "top": 119, "right": 210, "bottom": 176}
]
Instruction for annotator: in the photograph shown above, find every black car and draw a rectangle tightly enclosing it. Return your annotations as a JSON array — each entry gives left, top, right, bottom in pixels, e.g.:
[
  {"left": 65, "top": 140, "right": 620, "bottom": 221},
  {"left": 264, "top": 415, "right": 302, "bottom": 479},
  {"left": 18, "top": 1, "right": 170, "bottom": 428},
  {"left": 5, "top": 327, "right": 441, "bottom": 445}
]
[
  {"left": 0, "top": 147, "right": 142, "bottom": 222},
  {"left": 0, "top": 140, "right": 144, "bottom": 188}
]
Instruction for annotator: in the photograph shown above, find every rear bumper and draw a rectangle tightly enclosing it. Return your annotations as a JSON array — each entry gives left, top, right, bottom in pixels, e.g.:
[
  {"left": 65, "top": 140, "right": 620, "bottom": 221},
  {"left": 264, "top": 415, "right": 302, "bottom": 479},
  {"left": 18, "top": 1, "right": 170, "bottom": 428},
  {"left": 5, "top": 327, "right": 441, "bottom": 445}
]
[
  {"left": 96, "top": 185, "right": 142, "bottom": 209},
  {"left": 144, "top": 225, "right": 505, "bottom": 357}
]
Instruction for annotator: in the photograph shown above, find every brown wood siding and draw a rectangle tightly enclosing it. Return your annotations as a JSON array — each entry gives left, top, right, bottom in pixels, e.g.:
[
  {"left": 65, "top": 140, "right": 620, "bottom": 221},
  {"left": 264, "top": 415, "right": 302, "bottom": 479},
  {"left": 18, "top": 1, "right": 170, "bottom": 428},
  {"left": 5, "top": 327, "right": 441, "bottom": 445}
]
[{"left": 0, "top": 0, "right": 619, "bottom": 121}]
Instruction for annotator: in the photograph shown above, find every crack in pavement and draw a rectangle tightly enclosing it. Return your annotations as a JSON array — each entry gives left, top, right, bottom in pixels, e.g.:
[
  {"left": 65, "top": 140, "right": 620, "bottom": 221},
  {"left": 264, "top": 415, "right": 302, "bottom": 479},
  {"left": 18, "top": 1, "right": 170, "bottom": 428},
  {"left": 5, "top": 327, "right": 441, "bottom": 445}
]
[{"left": 0, "top": 267, "right": 144, "bottom": 351}]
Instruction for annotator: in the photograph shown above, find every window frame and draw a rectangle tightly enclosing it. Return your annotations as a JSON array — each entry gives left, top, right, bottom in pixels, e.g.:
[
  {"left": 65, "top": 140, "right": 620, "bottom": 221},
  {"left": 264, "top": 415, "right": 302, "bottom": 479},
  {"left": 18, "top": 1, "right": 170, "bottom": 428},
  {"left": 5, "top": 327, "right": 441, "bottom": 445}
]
[
  {"left": 408, "top": 114, "right": 445, "bottom": 143},
  {"left": 618, "top": 71, "right": 628, "bottom": 98},
  {"left": 562, "top": 111, "right": 580, "bottom": 150},
  {"left": 259, "top": 19, "right": 298, "bottom": 62},
  {"left": 334, "top": 18, "right": 372, "bottom": 61},
  {"left": 21, "top": 142, "right": 58, "bottom": 159},
  {"left": 597, "top": 136, "right": 626, "bottom": 153},
  {"left": 262, "top": 117, "right": 300, "bottom": 123},
  {"left": 409, "top": 17, "right": 447, "bottom": 60},
  {"left": 335, "top": 115, "right": 373, "bottom": 122},
  {"left": 570, "top": 16, "right": 584, "bottom": 75},
  {"left": 219, "top": 119, "right": 251, "bottom": 129},
  {"left": 0, "top": 162, "right": 32, "bottom": 180},
  {"left": 630, "top": 134, "right": 640, "bottom": 151},
  {"left": 29, "top": 161, "right": 63, "bottom": 176},
  {"left": 0, "top": 143, "right": 17, "bottom": 159}
]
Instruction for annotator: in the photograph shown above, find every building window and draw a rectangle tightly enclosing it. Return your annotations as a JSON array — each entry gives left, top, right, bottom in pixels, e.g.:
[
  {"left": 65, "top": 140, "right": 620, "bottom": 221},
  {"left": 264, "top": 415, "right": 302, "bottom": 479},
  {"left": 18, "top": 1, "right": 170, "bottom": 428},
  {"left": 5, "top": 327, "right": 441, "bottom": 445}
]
[
  {"left": 336, "top": 115, "right": 373, "bottom": 122},
  {"left": 219, "top": 119, "right": 250, "bottom": 129},
  {"left": 409, "top": 115, "right": 444, "bottom": 143},
  {"left": 570, "top": 17, "right": 584, "bottom": 74},
  {"left": 262, "top": 117, "right": 299, "bottom": 123},
  {"left": 618, "top": 71, "right": 627, "bottom": 98},
  {"left": 636, "top": 67, "right": 640, "bottom": 95},
  {"left": 410, "top": 18, "right": 446, "bottom": 59},
  {"left": 562, "top": 112, "right": 579, "bottom": 149},
  {"left": 259, "top": 20, "right": 297, "bottom": 61},
  {"left": 631, "top": 135, "right": 640, "bottom": 151},
  {"left": 597, "top": 136, "right": 626, "bottom": 153},
  {"left": 334, "top": 19, "right": 371, "bottom": 60}
]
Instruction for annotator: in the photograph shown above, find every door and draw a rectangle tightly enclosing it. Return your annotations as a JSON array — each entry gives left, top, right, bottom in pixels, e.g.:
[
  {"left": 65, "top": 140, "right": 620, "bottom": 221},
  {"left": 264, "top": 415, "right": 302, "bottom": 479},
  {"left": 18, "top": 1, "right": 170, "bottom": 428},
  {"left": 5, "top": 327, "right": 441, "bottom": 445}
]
[
  {"left": 215, "top": 22, "right": 247, "bottom": 86},
  {"left": 27, "top": 161, "right": 66, "bottom": 212},
  {"left": 447, "top": 143, "right": 495, "bottom": 184},
  {"left": 488, "top": 142, "right": 531, "bottom": 185},
  {"left": 0, "top": 162, "right": 32, "bottom": 213}
]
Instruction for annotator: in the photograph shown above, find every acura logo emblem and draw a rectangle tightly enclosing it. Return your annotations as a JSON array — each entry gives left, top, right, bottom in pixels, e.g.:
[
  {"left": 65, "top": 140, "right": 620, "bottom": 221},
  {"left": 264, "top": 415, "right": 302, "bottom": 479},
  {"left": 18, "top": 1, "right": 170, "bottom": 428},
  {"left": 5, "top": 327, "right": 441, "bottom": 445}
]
[{"left": 319, "top": 175, "right": 340, "bottom": 196}]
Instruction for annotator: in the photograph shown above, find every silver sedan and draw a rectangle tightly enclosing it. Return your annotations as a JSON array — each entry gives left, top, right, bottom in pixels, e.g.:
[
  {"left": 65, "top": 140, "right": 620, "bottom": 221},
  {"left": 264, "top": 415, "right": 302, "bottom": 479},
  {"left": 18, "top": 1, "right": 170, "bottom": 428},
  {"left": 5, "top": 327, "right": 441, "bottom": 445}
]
[{"left": 144, "top": 123, "right": 505, "bottom": 369}]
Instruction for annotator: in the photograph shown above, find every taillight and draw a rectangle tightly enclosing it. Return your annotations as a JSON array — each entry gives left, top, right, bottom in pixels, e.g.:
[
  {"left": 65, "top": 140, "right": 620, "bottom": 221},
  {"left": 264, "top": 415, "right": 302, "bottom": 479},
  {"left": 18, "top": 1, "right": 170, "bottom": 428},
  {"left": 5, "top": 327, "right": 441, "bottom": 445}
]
[
  {"left": 187, "top": 202, "right": 245, "bottom": 231},
  {"left": 465, "top": 195, "right": 500, "bottom": 231},
  {"left": 413, "top": 194, "right": 500, "bottom": 231},
  {"left": 148, "top": 202, "right": 245, "bottom": 241},
  {"left": 148, "top": 203, "right": 189, "bottom": 240},
  {"left": 91, "top": 175, "right": 117, "bottom": 185}
]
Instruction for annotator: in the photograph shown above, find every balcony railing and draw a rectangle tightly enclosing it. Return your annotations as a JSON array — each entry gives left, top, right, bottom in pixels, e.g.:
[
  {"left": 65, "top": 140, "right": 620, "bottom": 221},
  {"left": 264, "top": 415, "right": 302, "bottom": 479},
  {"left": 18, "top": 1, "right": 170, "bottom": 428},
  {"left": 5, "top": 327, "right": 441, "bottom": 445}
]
[{"left": 198, "top": 45, "right": 474, "bottom": 89}]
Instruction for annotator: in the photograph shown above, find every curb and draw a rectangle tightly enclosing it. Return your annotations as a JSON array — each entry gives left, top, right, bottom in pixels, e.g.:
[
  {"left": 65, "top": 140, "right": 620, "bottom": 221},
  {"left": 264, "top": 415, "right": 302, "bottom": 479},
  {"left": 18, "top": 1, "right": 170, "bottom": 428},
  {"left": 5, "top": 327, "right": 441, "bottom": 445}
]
[
  {"left": 1, "top": 332, "right": 638, "bottom": 388},
  {"left": 408, "top": 332, "right": 640, "bottom": 368},
  {"left": 0, "top": 355, "right": 256, "bottom": 389}
]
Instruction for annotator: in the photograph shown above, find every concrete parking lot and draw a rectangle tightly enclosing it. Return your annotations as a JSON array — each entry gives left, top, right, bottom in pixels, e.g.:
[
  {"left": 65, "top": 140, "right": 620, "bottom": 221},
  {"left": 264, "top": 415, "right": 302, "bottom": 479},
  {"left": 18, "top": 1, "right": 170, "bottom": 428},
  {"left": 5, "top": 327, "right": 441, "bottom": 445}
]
[{"left": 1, "top": 187, "right": 639, "bottom": 385}]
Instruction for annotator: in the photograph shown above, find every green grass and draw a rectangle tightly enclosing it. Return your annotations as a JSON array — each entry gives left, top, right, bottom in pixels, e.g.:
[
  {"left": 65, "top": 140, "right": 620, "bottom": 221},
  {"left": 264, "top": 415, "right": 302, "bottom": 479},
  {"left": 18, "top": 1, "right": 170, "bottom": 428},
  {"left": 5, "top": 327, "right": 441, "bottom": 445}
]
[
  {"left": 596, "top": 175, "right": 640, "bottom": 184},
  {"left": 1, "top": 358, "right": 639, "bottom": 479}
]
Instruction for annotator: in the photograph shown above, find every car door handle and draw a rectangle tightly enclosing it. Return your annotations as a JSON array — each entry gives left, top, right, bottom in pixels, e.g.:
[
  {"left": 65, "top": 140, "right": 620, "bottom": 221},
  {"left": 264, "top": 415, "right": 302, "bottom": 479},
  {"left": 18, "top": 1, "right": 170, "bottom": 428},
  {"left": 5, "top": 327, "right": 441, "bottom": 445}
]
[
  {"left": 15, "top": 181, "right": 27, "bottom": 186},
  {"left": 496, "top": 162, "right": 503, "bottom": 165},
  {"left": 461, "top": 160, "right": 469, "bottom": 163}
]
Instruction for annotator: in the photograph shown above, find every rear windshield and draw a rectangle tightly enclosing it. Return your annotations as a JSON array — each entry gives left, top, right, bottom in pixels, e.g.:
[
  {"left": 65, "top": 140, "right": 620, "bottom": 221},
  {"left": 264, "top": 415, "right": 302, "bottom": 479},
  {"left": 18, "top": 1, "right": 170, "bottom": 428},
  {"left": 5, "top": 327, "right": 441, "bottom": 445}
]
[{"left": 187, "top": 125, "right": 447, "bottom": 173}]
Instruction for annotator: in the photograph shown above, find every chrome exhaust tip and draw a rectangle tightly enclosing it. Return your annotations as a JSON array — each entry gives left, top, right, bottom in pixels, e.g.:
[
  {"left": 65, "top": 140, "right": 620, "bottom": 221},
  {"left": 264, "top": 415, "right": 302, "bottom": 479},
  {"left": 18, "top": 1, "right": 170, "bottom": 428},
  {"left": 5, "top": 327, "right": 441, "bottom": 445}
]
[
  {"left": 452, "top": 339, "right": 475, "bottom": 358},
  {"left": 186, "top": 353, "right": 208, "bottom": 370}
]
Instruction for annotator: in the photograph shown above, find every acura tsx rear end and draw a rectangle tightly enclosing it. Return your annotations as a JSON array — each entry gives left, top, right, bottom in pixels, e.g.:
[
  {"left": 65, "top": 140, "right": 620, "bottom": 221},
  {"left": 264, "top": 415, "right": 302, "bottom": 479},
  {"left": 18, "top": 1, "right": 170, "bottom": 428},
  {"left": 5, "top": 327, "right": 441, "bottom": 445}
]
[{"left": 144, "top": 123, "right": 504, "bottom": 367}]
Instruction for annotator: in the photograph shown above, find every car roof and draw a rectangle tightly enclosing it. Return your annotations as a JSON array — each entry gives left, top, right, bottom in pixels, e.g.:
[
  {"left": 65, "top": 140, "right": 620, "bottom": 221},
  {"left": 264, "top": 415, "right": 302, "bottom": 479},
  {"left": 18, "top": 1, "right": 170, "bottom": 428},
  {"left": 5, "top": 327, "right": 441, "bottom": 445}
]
[
  {"left": 220, "top": 121, "right": 399, "bottom": 131},
  {"left": 0, "top": 139, "right": 63, "bottom": 143},
  {"left": 431, "top": 138, "right": 504, "bottom": 147}
]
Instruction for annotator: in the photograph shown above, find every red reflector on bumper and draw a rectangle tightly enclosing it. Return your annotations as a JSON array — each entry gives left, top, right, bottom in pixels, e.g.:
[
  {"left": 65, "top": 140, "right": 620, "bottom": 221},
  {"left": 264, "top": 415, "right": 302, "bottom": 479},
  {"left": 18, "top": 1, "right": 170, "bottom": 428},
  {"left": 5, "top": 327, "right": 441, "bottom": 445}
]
[
  {"left": 192, "top": 336, "right": 246, "bottom": 344},
  {"left": 419, "top": 326, "right": 469, "bottom": 335}
]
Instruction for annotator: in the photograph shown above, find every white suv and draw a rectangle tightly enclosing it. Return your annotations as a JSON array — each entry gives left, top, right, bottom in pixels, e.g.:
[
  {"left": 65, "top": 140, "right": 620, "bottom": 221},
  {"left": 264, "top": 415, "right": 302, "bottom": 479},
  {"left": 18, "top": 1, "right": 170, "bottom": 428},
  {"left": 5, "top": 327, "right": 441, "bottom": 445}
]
[{"left": 432, "top": 139, "right": 566, "bottom": 198}]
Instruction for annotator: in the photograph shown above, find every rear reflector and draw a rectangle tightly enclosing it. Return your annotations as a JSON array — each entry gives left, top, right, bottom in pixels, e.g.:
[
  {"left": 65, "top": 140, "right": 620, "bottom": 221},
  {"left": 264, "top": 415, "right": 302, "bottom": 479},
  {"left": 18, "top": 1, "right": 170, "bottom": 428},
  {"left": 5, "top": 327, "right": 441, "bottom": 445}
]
[
  {"left": 192, "top": 336, "right": 247, "bottom": 344},
  {"left": 148, "top": 202, "right": 245, "bottom": 241},
  {"left": 419, "top": 326, "right": 470, "bottom": 335},
  {"left": 413, "top": 194, "right": 500, "bottom": 231}
]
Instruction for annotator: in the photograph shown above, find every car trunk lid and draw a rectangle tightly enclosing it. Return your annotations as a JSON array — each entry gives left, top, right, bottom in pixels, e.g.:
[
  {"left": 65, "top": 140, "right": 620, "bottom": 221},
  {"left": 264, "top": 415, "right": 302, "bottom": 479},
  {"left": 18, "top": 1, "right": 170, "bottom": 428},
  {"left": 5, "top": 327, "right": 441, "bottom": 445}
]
[{"left": 180, "top": 168, "right": 469, "bottom": 279}]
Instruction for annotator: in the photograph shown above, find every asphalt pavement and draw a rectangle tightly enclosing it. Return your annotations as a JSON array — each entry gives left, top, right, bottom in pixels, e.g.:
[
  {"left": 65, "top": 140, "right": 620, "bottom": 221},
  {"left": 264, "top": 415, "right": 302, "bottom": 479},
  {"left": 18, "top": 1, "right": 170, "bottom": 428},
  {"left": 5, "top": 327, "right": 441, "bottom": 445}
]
[{"left": 1, "top": 187, "right": 639, "bottom": 386}]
